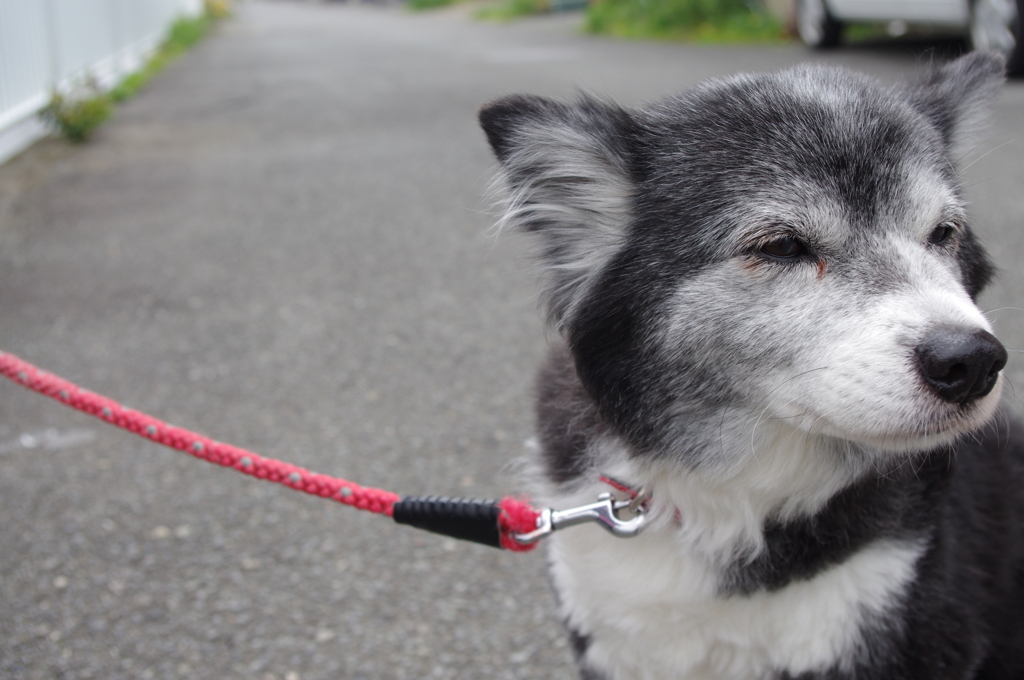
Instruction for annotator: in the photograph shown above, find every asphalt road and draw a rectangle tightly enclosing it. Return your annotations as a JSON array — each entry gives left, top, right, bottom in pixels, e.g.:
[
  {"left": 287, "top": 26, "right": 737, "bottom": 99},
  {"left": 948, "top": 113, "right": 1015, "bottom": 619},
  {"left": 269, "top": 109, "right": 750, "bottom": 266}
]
[{"left": 1, "top": 2, "right": 1022, "bottom": 679}]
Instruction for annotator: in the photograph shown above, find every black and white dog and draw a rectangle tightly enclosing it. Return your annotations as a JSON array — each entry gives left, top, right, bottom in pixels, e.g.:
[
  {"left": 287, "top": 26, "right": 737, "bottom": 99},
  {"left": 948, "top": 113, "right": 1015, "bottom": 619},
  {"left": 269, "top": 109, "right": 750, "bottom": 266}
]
[{"left": 480, "top": 52, "right": 1024, "bottom": 679}]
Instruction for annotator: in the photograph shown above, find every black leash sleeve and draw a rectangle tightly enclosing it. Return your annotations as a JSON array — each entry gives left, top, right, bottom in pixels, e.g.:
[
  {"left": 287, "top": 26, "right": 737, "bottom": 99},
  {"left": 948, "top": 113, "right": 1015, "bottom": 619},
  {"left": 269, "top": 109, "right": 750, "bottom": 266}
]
[{"left": 392, "top": 496, "right": 502, "bottom": 548}]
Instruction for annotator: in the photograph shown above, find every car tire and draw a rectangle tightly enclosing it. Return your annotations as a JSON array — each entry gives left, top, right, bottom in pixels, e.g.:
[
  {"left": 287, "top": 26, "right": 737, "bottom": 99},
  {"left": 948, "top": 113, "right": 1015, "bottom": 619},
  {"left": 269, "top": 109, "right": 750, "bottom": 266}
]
[
  {"left": 970, "top": 0, "right": 1023, "bottom": 76},
  {"left": 797, "top": 0, "right": 843, "bottom": 48}
]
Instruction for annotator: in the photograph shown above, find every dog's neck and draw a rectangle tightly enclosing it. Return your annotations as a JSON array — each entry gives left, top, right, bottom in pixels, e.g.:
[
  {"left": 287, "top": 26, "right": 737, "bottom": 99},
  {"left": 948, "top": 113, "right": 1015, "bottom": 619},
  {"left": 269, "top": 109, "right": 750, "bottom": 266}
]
[{"left": 571, "top": 414, "right": 885, "bottom": 563}]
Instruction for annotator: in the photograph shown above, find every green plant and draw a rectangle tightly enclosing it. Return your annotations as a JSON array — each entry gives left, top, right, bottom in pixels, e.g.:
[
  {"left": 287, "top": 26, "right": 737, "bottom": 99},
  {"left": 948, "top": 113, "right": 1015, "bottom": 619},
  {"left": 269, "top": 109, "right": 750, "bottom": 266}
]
[
  {"left": 166, "top": 13, "right": 212, "bottom": 52},
  {"left": 843, "top": 22, "right": 891, "bottom": 42},
  {"left": 41, "top": 7, "right": 225, "bottom": 143},
  {"left": 408, "top": 0, "right": 458, "bottom": 9},
  {"left": 475, "top": 0, "right": 549, "bottom": 20},
  {"left": 109, "top": 69, "right": 149, "bottom": 103},
  {"left": 108, "top": 8, "right": 224, "bottom": 104},
  {"left": 39, "top": 82, "right": 113, "bottom": 144},
  {"left": 408, "top": 0, "right": 459, "bottom": 9},
  {"left": 585, "top": 0, "right": 785, "bottom": 42},
  {"left": 205, "top": 0, "right": 232, "bottom": 19}
]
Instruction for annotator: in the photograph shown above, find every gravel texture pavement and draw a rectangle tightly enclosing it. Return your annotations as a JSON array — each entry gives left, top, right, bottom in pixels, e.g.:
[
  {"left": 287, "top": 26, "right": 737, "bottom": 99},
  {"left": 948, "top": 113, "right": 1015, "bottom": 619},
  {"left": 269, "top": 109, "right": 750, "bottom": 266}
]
[{"left": 1, "top": 2, "right": 1022, "bottom": 679}]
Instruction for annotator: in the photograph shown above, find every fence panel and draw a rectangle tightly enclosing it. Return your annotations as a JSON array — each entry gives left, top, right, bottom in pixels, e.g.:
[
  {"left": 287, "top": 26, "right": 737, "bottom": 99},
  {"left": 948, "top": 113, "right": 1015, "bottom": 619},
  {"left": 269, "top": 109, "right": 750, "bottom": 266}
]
[{"left": 0, "top": 0, "right": 202, "bottom": 163}]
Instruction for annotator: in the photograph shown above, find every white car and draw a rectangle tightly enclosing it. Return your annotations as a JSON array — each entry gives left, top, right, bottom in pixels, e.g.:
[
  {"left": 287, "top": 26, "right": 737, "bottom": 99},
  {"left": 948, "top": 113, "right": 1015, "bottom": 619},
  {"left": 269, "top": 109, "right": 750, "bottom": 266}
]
[{"left": 796, "top": 0, "right": 1022, "bottom": 75}]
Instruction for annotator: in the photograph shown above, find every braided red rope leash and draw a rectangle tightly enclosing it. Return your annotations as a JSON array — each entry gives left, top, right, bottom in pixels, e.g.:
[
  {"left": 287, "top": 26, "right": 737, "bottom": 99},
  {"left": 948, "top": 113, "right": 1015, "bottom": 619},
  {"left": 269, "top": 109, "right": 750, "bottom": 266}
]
[{"left": 0, "top": 351, "right": 540, "bottom": 552}]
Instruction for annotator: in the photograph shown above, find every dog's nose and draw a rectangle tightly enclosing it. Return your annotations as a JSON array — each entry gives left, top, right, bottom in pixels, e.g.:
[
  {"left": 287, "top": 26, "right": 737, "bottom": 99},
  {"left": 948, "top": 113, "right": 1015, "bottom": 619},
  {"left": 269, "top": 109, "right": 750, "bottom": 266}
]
[{"left": 916, "top": 328, "right": 1007, "bottom": 405}]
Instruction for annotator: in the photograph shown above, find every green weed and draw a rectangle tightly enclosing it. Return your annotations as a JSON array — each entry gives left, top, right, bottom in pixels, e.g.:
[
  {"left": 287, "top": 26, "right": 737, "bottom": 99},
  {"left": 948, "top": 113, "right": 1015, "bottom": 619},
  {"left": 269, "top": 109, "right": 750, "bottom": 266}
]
[
  {"left": 111, "top": 11, "right": 213, "bottom": 102},
  {"left": 39, "top": 82, "right": 113, "bottom": 144},
  {"left": 42, "top": 2, "right": 229, "bottom": 143},
  {"left": 166, "top": 13, "right": 212, "bottom": 52},
  {"left": 407, "top": 0, "right": 462, "bottom": 10},
  {"left": 585, "top": 0, "right": 785, "bottom": 42},
  {"left": 205, "top": 0, "right": 232, "bottom": 20},
  {"left": 475, "top": 0, "right": 550, "bottom": 21},
  {"left": 407, "top": 0, "right": 461, "bottom": 10}
]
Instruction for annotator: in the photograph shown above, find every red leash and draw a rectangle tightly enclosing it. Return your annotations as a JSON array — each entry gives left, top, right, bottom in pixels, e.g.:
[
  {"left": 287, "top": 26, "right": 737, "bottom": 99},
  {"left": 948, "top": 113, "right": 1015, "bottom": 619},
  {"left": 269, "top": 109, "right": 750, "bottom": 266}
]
[{"left": 0, "top": 351, "right": 540, "bottom": 552}]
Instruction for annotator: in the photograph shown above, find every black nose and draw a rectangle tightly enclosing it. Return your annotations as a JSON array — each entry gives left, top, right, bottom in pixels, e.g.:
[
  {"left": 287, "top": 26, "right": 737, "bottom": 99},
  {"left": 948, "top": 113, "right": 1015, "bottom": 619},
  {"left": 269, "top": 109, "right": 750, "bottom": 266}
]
[{"left": 916, "top": 328, "right": 1007, "bottom": 405}]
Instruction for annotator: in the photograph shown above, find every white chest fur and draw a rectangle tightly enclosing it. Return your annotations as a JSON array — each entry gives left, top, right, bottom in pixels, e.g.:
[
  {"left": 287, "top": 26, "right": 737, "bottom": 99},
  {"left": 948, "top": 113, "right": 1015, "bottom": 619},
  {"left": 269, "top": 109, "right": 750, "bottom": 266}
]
[
  {"left": 550, "top": 521, "right": 924, "bottom": 680},
  {"left": 536, "top": 430, "right": 926, "bottom": 680}
]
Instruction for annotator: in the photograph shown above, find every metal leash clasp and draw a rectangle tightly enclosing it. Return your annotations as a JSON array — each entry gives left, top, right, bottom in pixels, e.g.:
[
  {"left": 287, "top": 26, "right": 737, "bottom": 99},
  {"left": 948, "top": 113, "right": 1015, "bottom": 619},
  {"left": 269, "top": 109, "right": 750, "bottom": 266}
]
[{"left": 512, "top": 490, "right": 650, "bottom": 545}]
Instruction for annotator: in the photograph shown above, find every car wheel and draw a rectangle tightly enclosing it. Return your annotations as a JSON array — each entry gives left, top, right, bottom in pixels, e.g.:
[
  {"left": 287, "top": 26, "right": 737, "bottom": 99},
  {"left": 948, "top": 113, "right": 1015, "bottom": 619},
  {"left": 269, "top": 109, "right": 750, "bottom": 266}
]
[
  {"left": 970, "top": 0, "right": 1023, "bottom": 76},
  {"left": 797, "top": 0, "right": 843, "bottom": 48}
]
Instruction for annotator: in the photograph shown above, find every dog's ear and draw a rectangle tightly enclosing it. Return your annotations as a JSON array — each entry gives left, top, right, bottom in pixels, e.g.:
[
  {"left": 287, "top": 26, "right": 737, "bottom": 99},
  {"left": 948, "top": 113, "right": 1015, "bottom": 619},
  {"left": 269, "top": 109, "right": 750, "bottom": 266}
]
[
  {"left": 906, "top": 51, "right": 1005, "bottom": 159},
  {"left": 479, "top": 94, "right": 636, "bottom": 327}
]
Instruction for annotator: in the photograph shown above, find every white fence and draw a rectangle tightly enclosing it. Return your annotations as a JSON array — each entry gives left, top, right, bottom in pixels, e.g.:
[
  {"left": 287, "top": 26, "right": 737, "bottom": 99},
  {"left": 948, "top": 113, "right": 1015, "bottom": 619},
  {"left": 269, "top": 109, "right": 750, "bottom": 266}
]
[{"left": 0, "top": 0, "right": 203, "bottom": 164}]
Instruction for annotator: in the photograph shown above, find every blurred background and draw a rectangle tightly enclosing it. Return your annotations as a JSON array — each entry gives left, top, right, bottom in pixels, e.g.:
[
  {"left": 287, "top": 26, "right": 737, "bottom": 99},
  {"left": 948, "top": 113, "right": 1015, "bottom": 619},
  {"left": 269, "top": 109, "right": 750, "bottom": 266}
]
[{"left": 1, "top": 1, "right": 1022, "bottom": 679}]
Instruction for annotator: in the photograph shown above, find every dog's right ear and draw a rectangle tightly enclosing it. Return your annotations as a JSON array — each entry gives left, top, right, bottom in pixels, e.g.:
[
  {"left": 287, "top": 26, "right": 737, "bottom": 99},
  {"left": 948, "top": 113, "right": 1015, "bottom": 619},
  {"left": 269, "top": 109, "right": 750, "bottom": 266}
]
[{"left": 479, "top": 94, "right": 637, "bottom": 327}]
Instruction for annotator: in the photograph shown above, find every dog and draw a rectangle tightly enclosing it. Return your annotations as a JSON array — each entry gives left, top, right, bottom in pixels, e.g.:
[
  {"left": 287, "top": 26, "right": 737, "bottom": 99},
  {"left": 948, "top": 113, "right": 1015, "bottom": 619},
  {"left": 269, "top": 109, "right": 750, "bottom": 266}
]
[{"left": 479, "top": 51, "right": 1024, "bottom": 679}]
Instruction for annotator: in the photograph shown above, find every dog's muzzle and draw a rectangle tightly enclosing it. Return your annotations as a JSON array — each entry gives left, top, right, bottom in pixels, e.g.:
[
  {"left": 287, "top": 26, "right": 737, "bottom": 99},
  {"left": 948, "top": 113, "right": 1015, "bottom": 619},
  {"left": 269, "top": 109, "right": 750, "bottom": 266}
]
[{"left": 916, "top": 328, "right": 1007, "bottom": 406}]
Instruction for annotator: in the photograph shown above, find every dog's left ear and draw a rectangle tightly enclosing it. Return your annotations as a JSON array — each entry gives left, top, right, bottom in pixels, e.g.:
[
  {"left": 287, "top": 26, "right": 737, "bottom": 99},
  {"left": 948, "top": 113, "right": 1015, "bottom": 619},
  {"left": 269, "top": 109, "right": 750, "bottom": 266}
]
[{"left": 906, "top": 51, "right": 1006, "bottom": 159}]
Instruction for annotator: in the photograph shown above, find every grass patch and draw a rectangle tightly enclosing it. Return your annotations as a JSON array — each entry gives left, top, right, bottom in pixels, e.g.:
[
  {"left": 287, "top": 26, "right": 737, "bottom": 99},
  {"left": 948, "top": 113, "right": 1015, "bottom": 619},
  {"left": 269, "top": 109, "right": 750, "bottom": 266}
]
[
  {"left": 41, "top": 0, "right": 229, "bottom": 143},
  {"left": 407, "top": 0, "right": 464, "bottom": 10},
  {"left": 584, "top": 0, "right": 786, "bottom": 42},
  {"left": 475, "top": 0, "right": 550, "bottom": 21},
  {"left": 408, "top": 0, "right": 453, "bottom": 9},
  {"left": 843, "top": 22, "right": 894, "bottom": 43}
]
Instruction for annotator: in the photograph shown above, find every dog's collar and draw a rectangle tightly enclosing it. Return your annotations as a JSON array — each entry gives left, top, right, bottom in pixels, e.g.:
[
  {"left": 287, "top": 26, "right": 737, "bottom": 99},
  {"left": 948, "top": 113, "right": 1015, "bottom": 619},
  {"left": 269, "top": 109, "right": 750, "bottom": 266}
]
[{"left": 599, "top": 474, "right": 651, "bottom": 510}]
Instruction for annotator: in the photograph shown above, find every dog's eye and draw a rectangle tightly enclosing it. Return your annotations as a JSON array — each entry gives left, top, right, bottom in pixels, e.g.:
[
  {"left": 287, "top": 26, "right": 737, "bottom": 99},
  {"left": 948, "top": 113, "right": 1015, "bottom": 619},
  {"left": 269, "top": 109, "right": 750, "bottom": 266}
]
[
  {"left": 928, "top": 223, "right": 957, "bottom": 246},
  {"left": 759, "top": 237, "right": 806, "bottom": 259}
]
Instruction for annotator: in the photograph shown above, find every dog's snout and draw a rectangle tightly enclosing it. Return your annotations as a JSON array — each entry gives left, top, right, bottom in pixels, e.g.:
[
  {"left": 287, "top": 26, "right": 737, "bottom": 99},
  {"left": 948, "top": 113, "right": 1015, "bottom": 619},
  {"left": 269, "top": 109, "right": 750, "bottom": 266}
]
[{"left": 916, "top": 328, "right": 1007, "bottom": 405}]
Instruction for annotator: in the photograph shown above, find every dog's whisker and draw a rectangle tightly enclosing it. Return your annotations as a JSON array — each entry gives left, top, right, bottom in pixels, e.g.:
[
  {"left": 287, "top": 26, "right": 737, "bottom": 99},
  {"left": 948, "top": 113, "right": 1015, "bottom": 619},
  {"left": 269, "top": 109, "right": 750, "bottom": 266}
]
[
  {"left": 983, "top": 306, "right": 1024, "bottom": 316},
  {"left": 953, "top": 132, "right": 1002, "bottom": 166},
  {"left": 747, "top": 367, "right": 831, "bottom": 459},
  {"left": 958, "top": 137, "right": 1018, "bottom": 174},
  {"left": 960, "top": 176, "right": 1000, "bottom": 191},
  {"left": 1002, "top": 375, "right": 1018, "bottom": 406}
]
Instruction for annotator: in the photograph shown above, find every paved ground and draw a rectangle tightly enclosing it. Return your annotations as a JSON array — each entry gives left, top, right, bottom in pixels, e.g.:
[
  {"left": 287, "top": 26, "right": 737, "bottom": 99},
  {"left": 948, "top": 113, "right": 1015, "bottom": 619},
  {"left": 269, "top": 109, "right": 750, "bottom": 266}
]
[{"left": 1, "top": 2, "right": 1022, "bottom": 679}]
